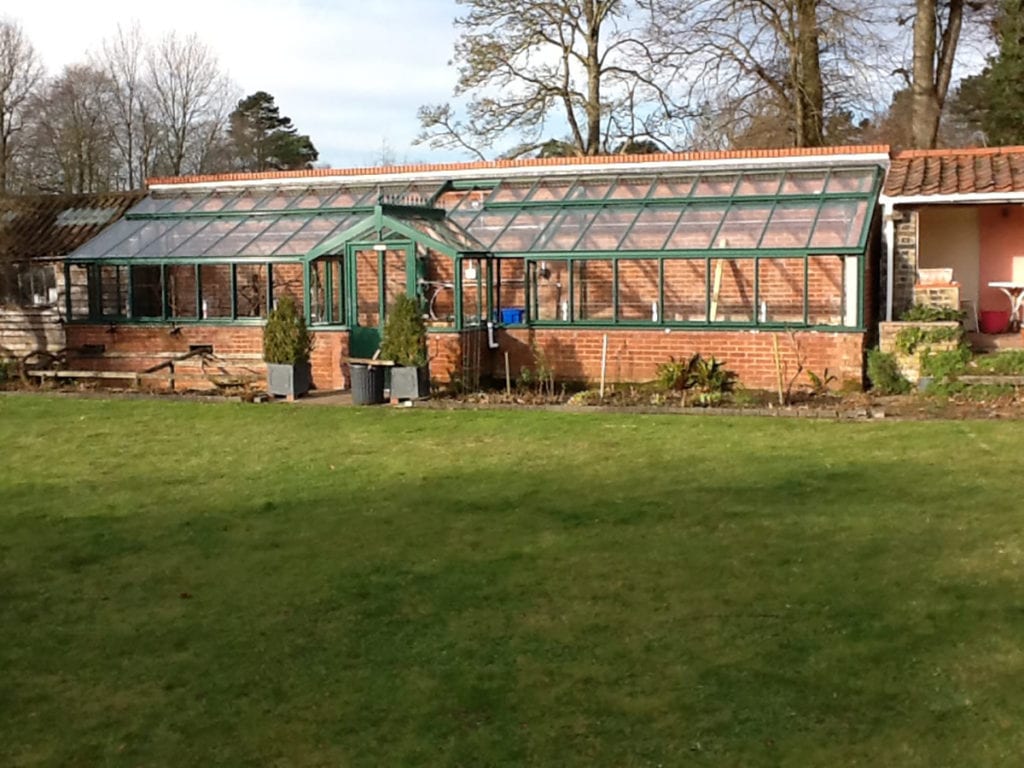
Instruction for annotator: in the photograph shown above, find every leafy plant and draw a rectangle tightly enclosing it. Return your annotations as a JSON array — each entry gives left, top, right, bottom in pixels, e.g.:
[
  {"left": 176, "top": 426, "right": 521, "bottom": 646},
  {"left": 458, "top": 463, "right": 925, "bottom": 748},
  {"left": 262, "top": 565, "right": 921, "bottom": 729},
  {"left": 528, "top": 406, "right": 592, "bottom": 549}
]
[
  {"left": 920, "top": 347, "right": 972, "bottom": 380},
  {"left": 893, "top": 325, "right": 964, "bottom": 356},
  {"left": 866, "top": 349, "right": 911, "bottom": 395},
  {"left": 380, "top": 294, "right": 427, "bottom": 367},
  {"left": 263, "top": 296, "right": 314, "bottom": 364},
  {"left": 899, "top": 304, "right": 964, "bottom": 323},
  {"left": 973, "top": 350, "right": 1024, "bottom": 375},
  {"left": 689, "top": 355, "right": 737, "bottom": 405},
  {"left": 806, "top": 368, "right": 837, "bottom": 396},
  {"left": 656, "top": 354, "right": 699, "bottom": 392}
]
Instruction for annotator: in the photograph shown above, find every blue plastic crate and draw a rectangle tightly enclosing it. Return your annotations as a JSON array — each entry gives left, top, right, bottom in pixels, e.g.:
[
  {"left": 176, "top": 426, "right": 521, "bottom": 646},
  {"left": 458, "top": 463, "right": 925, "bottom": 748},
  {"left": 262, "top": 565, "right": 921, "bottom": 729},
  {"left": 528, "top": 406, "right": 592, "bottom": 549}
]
[{"left": 500, "top": 307, "right": 525, "bottom": 324}]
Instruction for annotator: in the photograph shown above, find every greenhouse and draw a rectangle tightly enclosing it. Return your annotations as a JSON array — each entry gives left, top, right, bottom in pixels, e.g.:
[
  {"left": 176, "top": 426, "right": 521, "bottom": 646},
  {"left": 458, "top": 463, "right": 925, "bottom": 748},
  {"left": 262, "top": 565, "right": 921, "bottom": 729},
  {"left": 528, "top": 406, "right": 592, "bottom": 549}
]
[{"left": 62, "top": 146, "right": 888, "bottom": 390}]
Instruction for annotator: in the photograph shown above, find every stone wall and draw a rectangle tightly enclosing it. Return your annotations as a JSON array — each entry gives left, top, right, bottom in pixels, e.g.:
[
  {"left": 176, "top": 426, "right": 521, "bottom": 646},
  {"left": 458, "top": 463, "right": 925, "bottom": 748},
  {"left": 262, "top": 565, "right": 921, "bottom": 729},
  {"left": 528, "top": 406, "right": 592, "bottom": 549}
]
[{"left": 892, "top": 208, "right": 919, "bottom": 317}]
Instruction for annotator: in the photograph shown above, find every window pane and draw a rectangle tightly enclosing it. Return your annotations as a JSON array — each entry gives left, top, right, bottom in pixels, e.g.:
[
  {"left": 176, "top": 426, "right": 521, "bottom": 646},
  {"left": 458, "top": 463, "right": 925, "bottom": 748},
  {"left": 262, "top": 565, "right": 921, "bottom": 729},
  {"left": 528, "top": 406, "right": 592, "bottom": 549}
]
[
  {"left": 154, "top": 194, "right": 201, "bottom": 214},
  {"left": 187, "top": 191, "right": 239, "bottom": 213},
  {"left": 199, "top": 264, "right": 233, "bottom": 319},
  {"left": 273, "top": 216, "right": 345, "bottom": 256},
  {"left": 811, "top": 200, "right": 867, "bottom": 248},
  {"left": 534, "top": 210, "right": 597, "bottom": 251},
  {"left": 131, "top": 265, "right": 163, "bottom": 318},
  {"left": 205, "top": 218, "right": 274, "bottom": 257},
  {"left": 621, "top": 207, "right": 681, "bottom": 250},
  {"left": 383, "top": 249, "right": 407, "bottom": 319},
  {"left": 616, "top": 259, "right": 659, "bottom": 322},
  {"left": 808, "top": 255, "right": 843, "bottom": 325},
  {"left": 271, "top": 263, "right": 305, "bottom": 309},
  {"left": 606, "top": 176, "right": 654, "bottom": 201},
  {"left": 648, "top": 176, "right": 696, "bottom": 199},
  {"left": 244, "top": 219, "right": 308, "bottom": 256},
  {"left": 566, "top": 178, "right": 615, "bottom": 201},
  {"left": 488, "top": 180, "right": 536, "bottom": 204},
  {"left": 310, "top": 261, "right": 327, "bottom": 324},
  {"left": 68, "top": 265, "right": 90, "bottom": 319},
  {"left": 100, "top": 266, "right": 128, "bottom": 317},
  {"left": 223, "top": 190, "right": 273, "bottom": 212},
  {"left": 825, "top": 169, "right": 875, "bottom": 194},
  {"left": 757, "top": 258, "right": 805, "bottom": 323},
  {"left": 287, "top": 188, "right": 332, "bottom": 209},
  {"left": 461, "top": 258, "right": 483, "bottom": 327},
  {"left": 235, "top": 264, "right": 268, "bottom": 318},
  {"left": 332, "top": 259, "right": 345, "bottom": 324},
  {"left": 572, "top": 260, "right": 614, "bottom": 321},
  {"left": 525, "top": 179, "right": 575, "bottom": 203},
  {"left": 734, "top": 172, "right": 782, "bottom": 195},
  {"left": 167, "top": 265, "right": 198, "bottom": 319},
  {"left": 665, "top": 206, "right": 723, "bottom": 250},
  {"left": 355, "top": 249, "right": 380, "bottom": 328},
  {"left": 576, "top": 208, "right": 639, "bottom": 251},
  {"left": 165, "top": 219, "right": 243, "bottom": 258},
  {"left": 715, "top": 204, "right": 772, "bottom": 249},
  {"left": 531, "top": 259, "right": 569, "bottom": 321},
  {"left": 466, "top": 210, "right": 516, "bottom": 250},
  {"left": 663, "top": 259, "right": 707, "bottom": 322},
  {"left": 495, "top": 258, "right": 526, "bottom": 323},
  {"left": 423, "top": 254, "right": 455, "bottom": 324},
  {"left": 709, "top": 258, "right": 754, "bottom": 323},
  {"left": 322, "top": 187, "right": 374, "bottom": 208},
  {"left": 761, "top": 202, "right": 817, "bottom": 249}
]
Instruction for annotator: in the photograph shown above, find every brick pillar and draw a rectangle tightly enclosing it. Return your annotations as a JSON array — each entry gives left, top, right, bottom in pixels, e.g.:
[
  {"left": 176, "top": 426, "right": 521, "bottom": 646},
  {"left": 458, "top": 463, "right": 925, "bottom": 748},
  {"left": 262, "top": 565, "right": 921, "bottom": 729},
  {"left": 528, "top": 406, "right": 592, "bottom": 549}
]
[{"left": 893, "top": 208, "right": 919, "bottom": 318}]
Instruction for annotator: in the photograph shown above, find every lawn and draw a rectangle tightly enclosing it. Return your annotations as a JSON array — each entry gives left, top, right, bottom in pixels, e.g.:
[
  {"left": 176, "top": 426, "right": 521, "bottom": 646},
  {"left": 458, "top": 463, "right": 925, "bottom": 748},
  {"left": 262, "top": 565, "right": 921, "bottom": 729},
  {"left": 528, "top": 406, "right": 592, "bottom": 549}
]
[{"left": 2, "top": 396, "right": 1023, "bottom": 767}]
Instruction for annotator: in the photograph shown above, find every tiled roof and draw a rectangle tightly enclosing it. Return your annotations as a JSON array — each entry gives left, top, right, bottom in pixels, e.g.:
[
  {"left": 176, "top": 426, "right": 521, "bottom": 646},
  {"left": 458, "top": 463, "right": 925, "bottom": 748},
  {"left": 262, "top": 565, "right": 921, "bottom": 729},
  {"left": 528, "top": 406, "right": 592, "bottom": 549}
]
[
  {"left": 885, "top": 146, "right": 1024, "bottom": 197},
  {"left": 0, "top": 192, "right": 145, "bottom": 261},
  {"left": 148, "top": 145, "right": 891, "bottom": 187}
]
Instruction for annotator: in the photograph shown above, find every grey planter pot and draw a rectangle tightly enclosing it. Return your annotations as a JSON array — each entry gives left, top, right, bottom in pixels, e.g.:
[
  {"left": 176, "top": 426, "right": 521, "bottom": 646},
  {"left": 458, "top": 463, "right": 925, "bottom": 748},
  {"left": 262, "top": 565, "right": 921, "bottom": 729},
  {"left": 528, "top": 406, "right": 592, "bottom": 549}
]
[
  {"left": 267, "top": 362, "right": 312, "bottom": 399},
  {"left": 350, "top": 363, "right": 386, "bottom": 405},
  {"left": 390, "top": 365, "right": 430, "bottom": 401}
]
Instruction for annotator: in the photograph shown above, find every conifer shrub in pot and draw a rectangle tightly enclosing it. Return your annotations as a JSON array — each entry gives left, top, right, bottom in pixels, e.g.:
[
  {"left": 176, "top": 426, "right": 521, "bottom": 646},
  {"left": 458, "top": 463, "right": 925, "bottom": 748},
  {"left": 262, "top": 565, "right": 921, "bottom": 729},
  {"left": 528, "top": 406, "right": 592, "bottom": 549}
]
[
  {"left": 380, "top": 293, "right": 430, "bottom": 400},
  {"left": 263, "top": 295, "right": 314, "bottom": 399}
]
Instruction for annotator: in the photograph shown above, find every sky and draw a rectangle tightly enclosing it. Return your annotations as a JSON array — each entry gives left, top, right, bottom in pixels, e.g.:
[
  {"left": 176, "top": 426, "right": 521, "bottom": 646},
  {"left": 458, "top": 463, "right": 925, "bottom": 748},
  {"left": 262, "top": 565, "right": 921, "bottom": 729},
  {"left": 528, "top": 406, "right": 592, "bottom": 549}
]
[{"left": 12, "top": 0, "right": 468, "bottom": 169}]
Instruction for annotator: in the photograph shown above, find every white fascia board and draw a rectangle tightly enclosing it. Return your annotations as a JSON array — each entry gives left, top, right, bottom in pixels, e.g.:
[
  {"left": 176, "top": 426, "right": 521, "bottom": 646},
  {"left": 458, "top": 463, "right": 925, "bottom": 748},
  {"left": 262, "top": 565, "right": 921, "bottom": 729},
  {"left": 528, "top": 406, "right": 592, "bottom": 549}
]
[
  {"left": 881, "top": 191, "right": 1024, "bottom": 206},
  {"left": 150, "top": 152, "right": 891, "bottom": 192}
]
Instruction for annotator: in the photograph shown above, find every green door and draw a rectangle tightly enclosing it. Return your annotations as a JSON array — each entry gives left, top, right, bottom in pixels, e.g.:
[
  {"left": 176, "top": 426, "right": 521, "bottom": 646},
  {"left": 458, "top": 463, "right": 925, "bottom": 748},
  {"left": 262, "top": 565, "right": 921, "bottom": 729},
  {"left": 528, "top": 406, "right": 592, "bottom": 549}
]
[{"left": 347, "top": 242, "right": 417, "bottom": 358}]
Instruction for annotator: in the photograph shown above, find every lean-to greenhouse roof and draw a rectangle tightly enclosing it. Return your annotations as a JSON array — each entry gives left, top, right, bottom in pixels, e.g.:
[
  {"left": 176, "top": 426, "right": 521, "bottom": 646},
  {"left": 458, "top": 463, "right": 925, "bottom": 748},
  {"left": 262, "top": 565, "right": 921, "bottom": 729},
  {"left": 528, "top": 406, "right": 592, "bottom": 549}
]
[{"left": 68, "top": 147, "right": 885, "bottom": 263}]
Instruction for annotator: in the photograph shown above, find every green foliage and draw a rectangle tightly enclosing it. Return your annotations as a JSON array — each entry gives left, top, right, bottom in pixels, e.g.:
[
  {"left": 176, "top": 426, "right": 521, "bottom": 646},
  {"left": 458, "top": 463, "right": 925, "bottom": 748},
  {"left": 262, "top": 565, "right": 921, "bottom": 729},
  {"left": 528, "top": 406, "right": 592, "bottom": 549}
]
[
  {"left": 655, "top": 354, "right": 699, "bottom": 392},
  {"left": 806, "top": 368, "right": 837, "bottom": 396},
  {"left": 229, "top": 91, "right": 319, "bottom": 171},
  {"left": 0, "top": 357, "right": 14, "bottom": 386},
  {"left": 518, "top": 344, "right": 556, "bottom": 397},
  {"left": 973, "top": 350, "right": 1024, "bottom": 374},
  {"left": 262, "top": 296, "right": 313, "bottom": 364},
  {"left": 380, "top": 294, "right": 428, "bottom": 367},
  {"left": 893, "top": 325, "right": 964, "bottom": 356},
  {"left": 899, "top": 305, "right": 964, "bottom": 323},
  {"left": 920, "top": 347, "right": 972, "bottom": 380},
  {"left": 655, "top": 353, "right": 736, "bottom": 404},
  {"left": 866, "top": 349, "right": 911, "bottom": 395}
]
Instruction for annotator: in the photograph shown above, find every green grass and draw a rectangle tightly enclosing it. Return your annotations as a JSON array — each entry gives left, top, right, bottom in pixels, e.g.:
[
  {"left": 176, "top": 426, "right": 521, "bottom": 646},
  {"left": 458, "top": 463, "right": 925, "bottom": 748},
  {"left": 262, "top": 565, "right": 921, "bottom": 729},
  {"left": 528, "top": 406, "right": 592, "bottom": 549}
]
[{"left": 2, "top": 396, "right": 1024, "bottom": 766}]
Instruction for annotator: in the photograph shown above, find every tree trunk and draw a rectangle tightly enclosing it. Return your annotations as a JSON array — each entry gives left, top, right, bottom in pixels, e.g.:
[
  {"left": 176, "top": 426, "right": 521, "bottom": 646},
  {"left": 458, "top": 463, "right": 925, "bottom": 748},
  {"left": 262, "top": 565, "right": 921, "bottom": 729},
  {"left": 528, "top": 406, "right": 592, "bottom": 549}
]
[
  {"left": 584, "top": 1, "right": 603, "bottom": 155},
  {"left": 911, "top": 0, "right": 963, "bottom": 148},
  {"left": 795, "top": 0, "right": 824, "bottom": 147}
]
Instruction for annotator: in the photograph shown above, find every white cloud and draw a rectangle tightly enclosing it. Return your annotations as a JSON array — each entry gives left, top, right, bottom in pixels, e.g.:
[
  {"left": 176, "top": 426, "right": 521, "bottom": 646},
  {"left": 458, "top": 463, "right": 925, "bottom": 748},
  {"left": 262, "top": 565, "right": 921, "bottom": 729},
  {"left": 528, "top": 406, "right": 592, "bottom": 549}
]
[{"left": 12, "top": 0, "right": 467, "bottom": 167}]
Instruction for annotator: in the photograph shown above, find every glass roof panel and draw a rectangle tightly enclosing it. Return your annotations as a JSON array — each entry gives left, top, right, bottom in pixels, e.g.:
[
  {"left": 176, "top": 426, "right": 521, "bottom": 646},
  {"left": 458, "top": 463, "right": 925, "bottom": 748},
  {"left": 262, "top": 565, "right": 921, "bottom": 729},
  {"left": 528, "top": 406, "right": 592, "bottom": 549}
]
[
  {"left": 524, "top": 178, "right": 576, "bottom": 204},
  {"left": 714, "top": 204, "right": 774, "bottom": 249},
  {"left": 203, "top": 218, "right": 276, "bottom": 257},
  {"left": 127, "top": 197, "right": 165, "bottom": 216},
  {"left": 810, "top": 200, "right": 867, "bottom": 248},
  {"left": 240, "top": 217, "right": 308, "bottom": 255},
  {"left": 575, "top": 208, "right": 641, "bottom": 250},
  {"left": 187, "top": 191, "right": 240, "bottom": 213},
  {"left": 735, "top": 172, "right": 783, "bottom": 196},
  {"left": 135, "top": 219, "right": 220, "bottom": 257},
  {"left": 565, "top": 177, "right": 615, "bottom": 201},
  {"left": 108, "top": 219, "right": 188, "bottom": 257},
  {"left": 254, "top": 189, "right": 293, "bottom": 211},
  {"left": 154, "top": 195, "right": 203, "bottom": 214},
  {"left": 286, "top": 187, "right": 333, "bottom": 209},
  {"left": 664, "top": 206, "right": 726, "bottom": 250},
  {"left": 533, "top": 210, "right": 598, "bottom": 251},
  {"left": 825, "top": 169, "right": 875, "bottom": 194},
  {"left": 166, "top": 218, "right": 246, "bottom": 258},
  {"left": 648, "top": 176, "right": 696, "bottom": 199},
  {"left": 488, "top": 180, "right": 537, "bottom": 204},
  {"left": 71, "top": 218, "right": 147, "bottom": 257},
  {"left": 398, "top": 216, "right": 487, "bottom": 252},
  {"left": 779, "top": 171, "right": 827, "bottom": 195},
  {"left": 490, "top": 210, "right": 558, "bottom": 252},
  {"left": 620, "top": 207, "right": 682, "bottom": 250},
  {"left": 691, "top": 175, "right": 740, "bottom": 197},
  {"left": 606, "top": 176, "right": 654, "bottom": 201},
  {"left": 223, "top": 189, "right": 275, "bottom": 212},
  {"left": 760, "top": 201, "right": 819, "bottom": 248},
  {"left": 466, "top": 210, "right": 517, "bottom": 249},
  {"left": 273, "top": 215, "right": 354, "bottom": 255}
]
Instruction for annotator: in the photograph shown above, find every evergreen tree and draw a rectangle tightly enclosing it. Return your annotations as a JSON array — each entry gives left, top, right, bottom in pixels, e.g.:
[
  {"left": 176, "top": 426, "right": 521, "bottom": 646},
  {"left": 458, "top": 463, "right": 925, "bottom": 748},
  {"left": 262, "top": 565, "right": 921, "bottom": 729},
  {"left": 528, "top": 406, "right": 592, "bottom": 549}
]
[{"left": 228, "top": 91, "right": 318, "bottom": 171}]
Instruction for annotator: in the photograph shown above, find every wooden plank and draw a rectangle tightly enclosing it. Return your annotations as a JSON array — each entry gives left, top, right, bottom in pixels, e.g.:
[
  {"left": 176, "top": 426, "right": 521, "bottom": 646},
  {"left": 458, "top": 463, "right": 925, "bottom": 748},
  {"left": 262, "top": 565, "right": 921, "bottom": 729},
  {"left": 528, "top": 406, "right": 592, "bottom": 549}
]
[
  {"left": 957, "top": 375, "right": 1024, "bottom": 385},
  {"left": 28, "top": 370, "right": 141, "bottom": 380}
]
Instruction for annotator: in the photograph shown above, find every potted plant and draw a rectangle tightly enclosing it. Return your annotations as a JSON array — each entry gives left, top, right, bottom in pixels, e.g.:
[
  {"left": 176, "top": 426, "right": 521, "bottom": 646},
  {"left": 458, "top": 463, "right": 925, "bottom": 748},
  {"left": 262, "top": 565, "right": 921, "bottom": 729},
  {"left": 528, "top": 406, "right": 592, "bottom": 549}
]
[
  {"left": 380, "top": 293, "right": 430, "bottom": 400},
  {"left": 263, "top": 295, "right": 314, "bottom": 399}
]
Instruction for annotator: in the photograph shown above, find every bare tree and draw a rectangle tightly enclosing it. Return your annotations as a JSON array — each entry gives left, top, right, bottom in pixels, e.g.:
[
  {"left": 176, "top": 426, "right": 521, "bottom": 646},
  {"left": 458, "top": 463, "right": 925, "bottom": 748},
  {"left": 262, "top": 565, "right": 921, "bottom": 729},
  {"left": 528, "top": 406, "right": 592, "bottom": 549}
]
[
  {"left": 92, "top": 23, "right": 158, "bottom": 188},
  {"left": 0, "top": 17, "right": 43, "bottom": 192},
  {"left": 417, "top": 0, "right": 678, "bottom": 158},
  {"left": 642, "top": 0, "right": 891, "bottom": 148},
  {"left": 146, "top": 32, "right": 235, "bottom": 176},
  {"left": 25, "top": 64, "right": 118, "bottom": 194}
]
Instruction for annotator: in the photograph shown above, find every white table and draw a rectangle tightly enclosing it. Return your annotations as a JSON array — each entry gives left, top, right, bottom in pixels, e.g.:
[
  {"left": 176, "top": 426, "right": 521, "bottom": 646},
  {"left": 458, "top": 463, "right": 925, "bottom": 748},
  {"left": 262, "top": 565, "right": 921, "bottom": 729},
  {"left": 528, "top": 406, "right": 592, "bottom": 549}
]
[{"left": 989, "top": 281, "right": 1024, "bottom": 331}]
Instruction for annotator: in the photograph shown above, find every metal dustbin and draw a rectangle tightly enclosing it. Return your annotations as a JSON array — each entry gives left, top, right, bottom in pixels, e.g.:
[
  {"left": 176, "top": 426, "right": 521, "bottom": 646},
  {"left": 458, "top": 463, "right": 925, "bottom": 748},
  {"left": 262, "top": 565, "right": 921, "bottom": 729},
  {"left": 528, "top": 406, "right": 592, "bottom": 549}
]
[{"left": 350, "top": 363, "right": 385, "bottom": 405}]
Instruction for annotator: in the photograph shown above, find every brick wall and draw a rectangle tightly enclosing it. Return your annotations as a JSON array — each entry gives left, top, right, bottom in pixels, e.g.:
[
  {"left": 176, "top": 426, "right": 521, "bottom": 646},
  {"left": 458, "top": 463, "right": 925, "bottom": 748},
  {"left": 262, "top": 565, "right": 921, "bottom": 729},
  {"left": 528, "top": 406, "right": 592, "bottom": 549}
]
[
  {"left": 65, "top": 324, "right": 349, "bottom": 391},
  {"left": 492, "top": 327, "right": 864, "bottom": 390},
  {"left": 892, "top": 208, "right": 918, "bottom": 316}
]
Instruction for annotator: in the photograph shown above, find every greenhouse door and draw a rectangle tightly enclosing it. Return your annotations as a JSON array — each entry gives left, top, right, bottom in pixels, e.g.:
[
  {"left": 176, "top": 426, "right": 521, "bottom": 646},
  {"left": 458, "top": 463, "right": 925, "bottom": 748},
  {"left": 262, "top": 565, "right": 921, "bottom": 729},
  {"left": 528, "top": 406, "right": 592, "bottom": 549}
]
[{"left": 347, "top": 242, "right": 416, "bottom": 358}]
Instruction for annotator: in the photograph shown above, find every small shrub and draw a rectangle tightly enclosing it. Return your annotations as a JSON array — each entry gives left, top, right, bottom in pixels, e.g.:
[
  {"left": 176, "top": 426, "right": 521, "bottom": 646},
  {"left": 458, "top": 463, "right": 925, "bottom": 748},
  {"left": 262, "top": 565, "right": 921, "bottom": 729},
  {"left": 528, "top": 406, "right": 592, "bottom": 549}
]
[
  {"left": 806, "top": 368, "right": 837, "bottom": 396},
  {"left": 973, "top": 350, "right": 1024, "bottom": 375},
  {"left": 866, "top": 349, "right": 911, "bottom": 395},
  {"left": 0, "top": 357, "right": 14, "bottom": 387},
  {"left": 655, "top": 354, "right": 698, "bottom": 392},
  {"left": 263, "top": 296, "right": 313, "bottom": 364},
  {"left": 380, "top": 294, "right": 427, "bottom": 367},
  {"left": 893, "top": 325, "right": 964, "bottom": 356},
  {"left": 899, "top": 304, "right": 964, "bottom": 323},
  {"left": 920, "top": 347, "right": 971, "bottom": 380},
  {"left": 689, "top": 356, "right": 737, "bottom": 405}
]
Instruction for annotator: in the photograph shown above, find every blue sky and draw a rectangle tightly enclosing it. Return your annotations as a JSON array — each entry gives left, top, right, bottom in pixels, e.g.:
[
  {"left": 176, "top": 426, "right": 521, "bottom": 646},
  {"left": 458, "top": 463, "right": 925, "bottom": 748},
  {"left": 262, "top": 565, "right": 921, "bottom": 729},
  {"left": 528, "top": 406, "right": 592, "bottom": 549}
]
[{"left": 17, "top": 0, "right": 468, "bottom": 168}]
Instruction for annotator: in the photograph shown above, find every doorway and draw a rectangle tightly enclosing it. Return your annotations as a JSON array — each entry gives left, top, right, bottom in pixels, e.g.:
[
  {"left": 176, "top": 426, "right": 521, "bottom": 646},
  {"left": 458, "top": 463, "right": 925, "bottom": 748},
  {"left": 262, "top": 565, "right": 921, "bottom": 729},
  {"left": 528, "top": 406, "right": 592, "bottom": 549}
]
[{"left": 346, "top": 241, "right": 418, "bottom": 358}]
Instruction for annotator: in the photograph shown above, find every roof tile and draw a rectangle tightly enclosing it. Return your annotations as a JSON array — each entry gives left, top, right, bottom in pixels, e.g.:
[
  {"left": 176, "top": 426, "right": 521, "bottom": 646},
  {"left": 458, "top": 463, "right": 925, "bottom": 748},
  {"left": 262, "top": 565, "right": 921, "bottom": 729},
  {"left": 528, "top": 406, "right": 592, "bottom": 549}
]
[{"left": 885, "top": 146, "right": 1024, "bottom": 197}]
